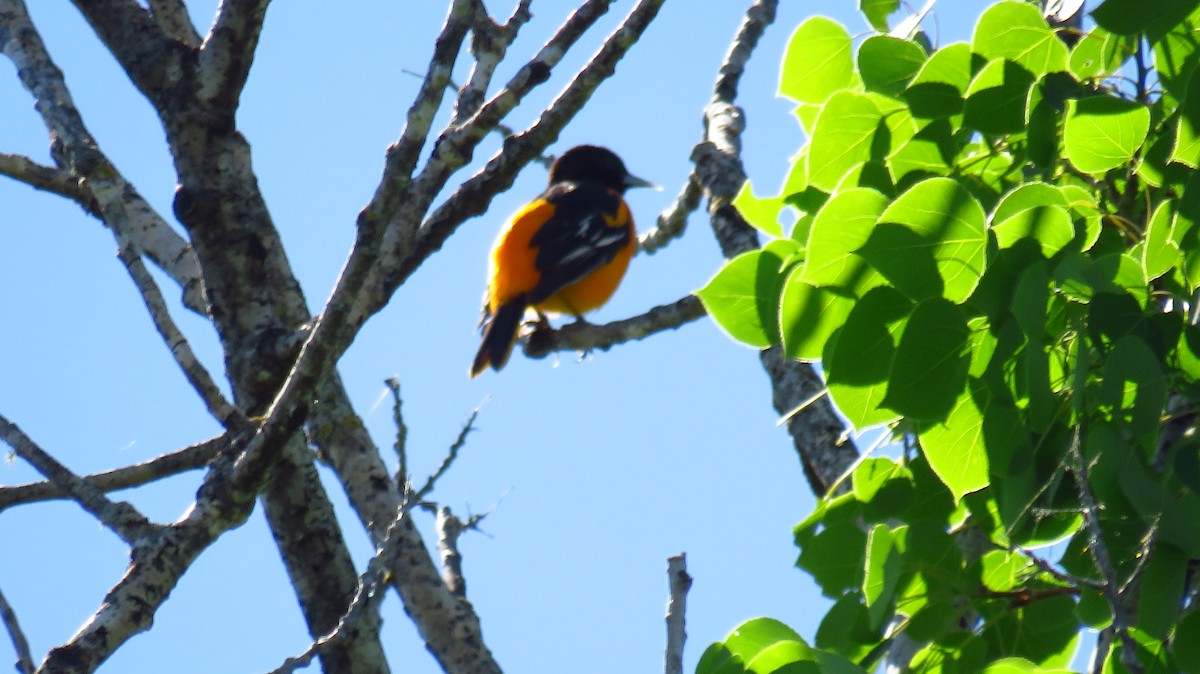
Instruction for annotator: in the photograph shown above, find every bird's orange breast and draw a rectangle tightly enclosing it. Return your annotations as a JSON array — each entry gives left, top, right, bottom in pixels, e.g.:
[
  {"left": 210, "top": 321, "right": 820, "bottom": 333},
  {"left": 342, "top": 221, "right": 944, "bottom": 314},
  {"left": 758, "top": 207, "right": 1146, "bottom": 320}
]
[{"left": 486, "top": 197, "right": 636, "bottom": 317}]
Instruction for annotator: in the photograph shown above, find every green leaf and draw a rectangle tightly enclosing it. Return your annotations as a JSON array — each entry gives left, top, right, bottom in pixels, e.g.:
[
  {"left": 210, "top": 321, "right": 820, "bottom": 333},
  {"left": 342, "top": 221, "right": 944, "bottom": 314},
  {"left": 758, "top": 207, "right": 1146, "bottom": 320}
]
[
  {"left": 905, "top": 42, "right": 974, "bottom": 119},
  {"left": 852, "top": 457, "right": 913, "bottom": 510},
  {"left": 1136, "top": 545, "right": 1186, "bottom": 639},
  {"left": 827, "top": 286, "right": 912, "bottom": 429},
  {"left": 808, "top": 92, "right": 884, "bottom": 190},
  {"left": 981, "top": 657, "right": 1039, "bottom": 673},
  {"left": 884, "top": 298, "right": 971, "bottom": 421},
  {"left": 1091, "top": 0, "right": 1200, "bottom": 43},
  {"left": 780, "top": 17, "right": 856, "bottom": 104},
  {"left": 863, "top": 524, "right": 903, "bottom": 630},
  {"left": 1101, "top": 336, "right": 1169, "bottom": 438},
  {"left": 887, "top": 117, "right": 954, "bottom": 183},
  {"left": 1063, "top": 96, "right": 1151, "bottom": 174},
  {"left": 1174, "top": 609, "right": 1200, "bottom": 673},
  {"left": 1070, "top": 27, "right": 1125, "bottom": 80},
  {"left": 697, "top": 240, "right": 799, "bottom": 347},
  {"left": 732, "top": 180, "right": 785, "bottom": 238},
  {"left": 979, "top": 595, "right": 1080, "bottom": 667},
  {"left": 696, "top": 617, "right": 811, "bottom": 674},
  {"left": 918, "top": 390, "right": 990, "bottom": 500},
  {"left": 990, "top": 183, "right": 1075, "bottom": 258},
  {"left": 779, "top": 271, "right": 857, "bottom": 361},
  {"left": 798, "top": 522, "right": 868, "bottom": 595},
  {"left": 979, "top": 549, "right": 1028, "bottom": 592},
  {"left": 801, "top": 188, "right": 890, "bottom": 287},
  {"left": 1173, "top": 67, "right": 1200, "bottom": 167},
  {"left": 991, "top": 182, "right": 1070, "bottom": 224},
  {"left": 1155, "top": 7, "right": 1200, "bottom": 100},
  {"left": 867, "top": 177, "right": 988, "bottom": 303},
  {"left": 859, "top": 36, "right": 927, "bottom": 99},
  {"left": 860, "top": 0, "right": 899, "bottom": 32},
  {"left": 963, "top": 58, "right": 1037, "bottom": 135},
  {"left": 1143, "top": 200, "right": 1184, "bottom": 282},
  {"left": 972, "top": 1, "right": 1069, "bottom": 75},
  {"left": 816, "top": 596, "right": 878, "bottom": 663}
]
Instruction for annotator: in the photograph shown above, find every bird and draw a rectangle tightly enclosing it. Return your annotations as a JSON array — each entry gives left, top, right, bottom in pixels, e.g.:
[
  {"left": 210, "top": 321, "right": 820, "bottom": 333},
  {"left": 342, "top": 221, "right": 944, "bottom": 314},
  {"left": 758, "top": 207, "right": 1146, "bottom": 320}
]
[{"left": 470, "top": 145, "right": 655, "bottom": 377}]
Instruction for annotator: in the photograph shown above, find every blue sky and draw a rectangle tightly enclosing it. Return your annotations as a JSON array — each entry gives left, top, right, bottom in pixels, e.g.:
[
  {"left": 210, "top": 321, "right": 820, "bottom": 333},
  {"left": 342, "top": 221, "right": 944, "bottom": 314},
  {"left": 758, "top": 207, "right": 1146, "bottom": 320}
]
[{"left": 0, "top": 2, "right": 995, "bottom": 672}]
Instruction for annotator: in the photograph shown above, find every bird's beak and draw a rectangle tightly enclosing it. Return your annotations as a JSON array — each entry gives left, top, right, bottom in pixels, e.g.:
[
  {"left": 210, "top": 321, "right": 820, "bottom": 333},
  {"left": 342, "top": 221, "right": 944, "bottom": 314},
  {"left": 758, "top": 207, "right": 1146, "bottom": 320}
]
[{"left": 624, "top": 172, "right": 662, "bottom": 191}]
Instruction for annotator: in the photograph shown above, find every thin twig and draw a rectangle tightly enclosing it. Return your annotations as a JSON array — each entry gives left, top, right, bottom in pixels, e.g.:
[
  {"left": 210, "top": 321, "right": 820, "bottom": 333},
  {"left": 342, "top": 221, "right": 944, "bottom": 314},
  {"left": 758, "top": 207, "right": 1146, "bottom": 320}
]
[
  {"left": 0, "top": 435, "right": 226, "bottom": 511},
  {"left": 0, "top": 412, "right": 153, "bottom": 543},
  {"left": 386, "top": 377, "right": 409, "bottom": 489},
  {"left": 452, "top": 0, "right": 533, "bottom": 125},
  {"left": 269, "top": 506, "right": 412, "bottom": 674},
  {"left": 641, "top": 173, "right": 702, "bottom": 253},
  {"left": 1068, "top": 425, "right": 1143, "bottom": 673},
  {"left": 115, "top": 237, "right": 242, "bottom": 429},
  {"left": 415, "top": 406, "right": 483, "bottom": 501},
  {"left": 664, "top": 553, "right": 691, "bottom": 674},
  {"left": 0, "top": 584, "right": 33, "bottom": 674}
]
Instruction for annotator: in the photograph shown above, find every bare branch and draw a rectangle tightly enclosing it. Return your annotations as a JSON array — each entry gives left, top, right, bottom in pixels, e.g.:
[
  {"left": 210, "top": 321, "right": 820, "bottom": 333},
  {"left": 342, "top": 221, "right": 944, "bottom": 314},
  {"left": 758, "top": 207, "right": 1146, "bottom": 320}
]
[
  {"left": 664, "top": 554, "right": 691, "bottom": 674},
  {"left": 385, "top": 377, "right": 410, "bottom": 488},
  {"left": 68, "top": 0, "right": 190, "bottom": 111},
  {"left": 1068, "top": 426, "right": 1143, "bottom": 673},
  {"left": 0, "top": 584, "right": 33, "bottom": 674},
  {"left": 0, "top": 1, "right": 207, "bottom": 315},
  {"left": 268, "top": 509, "right": 410, "bottom": 674},
  {"left": 684, "top": 0, "right": 858, "bottom": 493},
  {"left": 451, "top": 0, "right": 534, "bottom": 125},
  {"left": 0, "top": 435, "right": 226, "bottom": 511},
  {"left": 115, "top": 238, "right": 239, "bottom": 427},
  {"left": 436, "top": 507, "right": 466, "bottom": 597},
  {"left": 523, "top": 295, "right": 706, "bottom": 360},
  {"left": 0, "top": 152, "right": 97, "bottom": 214},
  {"left": 0, "top": 412, "right": 153, "bottom": 543},
  {"left": 412, "top": 0, "right": 621, "bottom": 202},
  {"left": 641, "top": 173, "right": 702, "bottom": 253},
  {"left": 197, "top": 0, "right": 272, "bottom": 112},
  {"left": 364, "top": 0, "right": 477, "bottom": 234},
  {"left": 148, "top": 0, "right": 201, "bottom": 45},
  {"left": 643, "top": 0, "right": 775, "bottom": 254},
  {"left": 384, "top": 0, "right": 668, "bottom": 311},
  {"left": 415, "top": 406, "right": 482, "bottom": 501}
]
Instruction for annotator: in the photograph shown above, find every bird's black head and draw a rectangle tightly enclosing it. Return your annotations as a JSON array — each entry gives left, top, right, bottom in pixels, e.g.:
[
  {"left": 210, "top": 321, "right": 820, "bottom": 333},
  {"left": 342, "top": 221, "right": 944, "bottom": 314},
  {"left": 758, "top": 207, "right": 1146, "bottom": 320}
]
[{"left": 547, "top": 145, "right": 654, "bottom": 194}]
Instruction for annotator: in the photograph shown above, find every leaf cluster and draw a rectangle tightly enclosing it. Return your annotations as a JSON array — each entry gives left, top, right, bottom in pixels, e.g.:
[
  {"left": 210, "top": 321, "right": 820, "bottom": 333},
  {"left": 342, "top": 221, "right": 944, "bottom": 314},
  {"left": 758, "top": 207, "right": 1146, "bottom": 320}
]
[{"left": 697, "top": 0, "right": 1200, "bottom": 671}]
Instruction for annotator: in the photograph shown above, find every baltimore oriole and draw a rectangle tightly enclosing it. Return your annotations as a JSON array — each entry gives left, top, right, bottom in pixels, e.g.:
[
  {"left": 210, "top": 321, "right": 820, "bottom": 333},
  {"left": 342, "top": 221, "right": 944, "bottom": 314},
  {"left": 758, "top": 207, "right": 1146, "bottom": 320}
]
[{"left": 470, "top": 145, "right": 655, "bottom": 377}]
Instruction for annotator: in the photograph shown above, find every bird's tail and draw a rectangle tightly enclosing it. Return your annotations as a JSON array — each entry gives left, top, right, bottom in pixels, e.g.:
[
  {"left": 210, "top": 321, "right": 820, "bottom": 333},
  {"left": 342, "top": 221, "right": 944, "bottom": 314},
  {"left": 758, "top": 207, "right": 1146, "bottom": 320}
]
[{"left": 470, "top": 298, "right": 526, "bottom": 378}]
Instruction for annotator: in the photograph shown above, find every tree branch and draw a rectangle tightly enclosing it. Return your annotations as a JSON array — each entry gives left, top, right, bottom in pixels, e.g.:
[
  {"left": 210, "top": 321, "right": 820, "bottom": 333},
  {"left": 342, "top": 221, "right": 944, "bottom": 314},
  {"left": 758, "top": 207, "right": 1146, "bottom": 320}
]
[
  {"left": 451, "top": 0, "right": 533, "bottom": 125},
  {"left": 0, "top": 152, "right": 97, "bottom": 214},
  {"left": 114, "top": 237, "right": 239, "bottom": 427},
  {"left": 641, "top": 173, "right": 702, "bottom": 253},
  {"left": 148, "top": 0, "right": 201, "bottom": 45},
  {"left": 0, "top": 435, "right": 226, "bottom": 511},
  {"left": 197, "top": 0, "right": 272, "bottom": 112},
  {"left": 0, "top": 584, "right": 33, "bottom": 674},
  {"left": 1069, "top": 425, "right": 1143, "bottom": 673},
  {"left": 435, "top": 506, "right": 490, "bottom": 598},
  {"left": 268, "top": 508, "right": 412, "bottom": 674},
  {"left": 384, "top": 0, "right": 667, "bottom": 311},
  {"left": 691, "top": 0, "right": 858, "bottom": 493},
  {"left": 0, "top": 412, "right": 153, "bottom": 544},
  {"left": 523, "top": 294, "right": 706, "bottom": 359},
  {"left": 664, "top": 554, "right": 691, "bottom": 674},
  {"left": 0, "top": 1, "right": 208, "bottom": 315},
  {"left": 68, "top": 0, "right": 190, "bottom": 112}
]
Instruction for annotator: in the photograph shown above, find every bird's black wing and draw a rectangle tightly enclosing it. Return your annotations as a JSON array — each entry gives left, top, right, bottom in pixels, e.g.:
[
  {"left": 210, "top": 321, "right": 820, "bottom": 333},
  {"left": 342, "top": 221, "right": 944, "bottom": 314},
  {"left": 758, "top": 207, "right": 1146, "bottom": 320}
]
[{"left": 527, "top": 181, "right": 631, "bottom": 306}]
